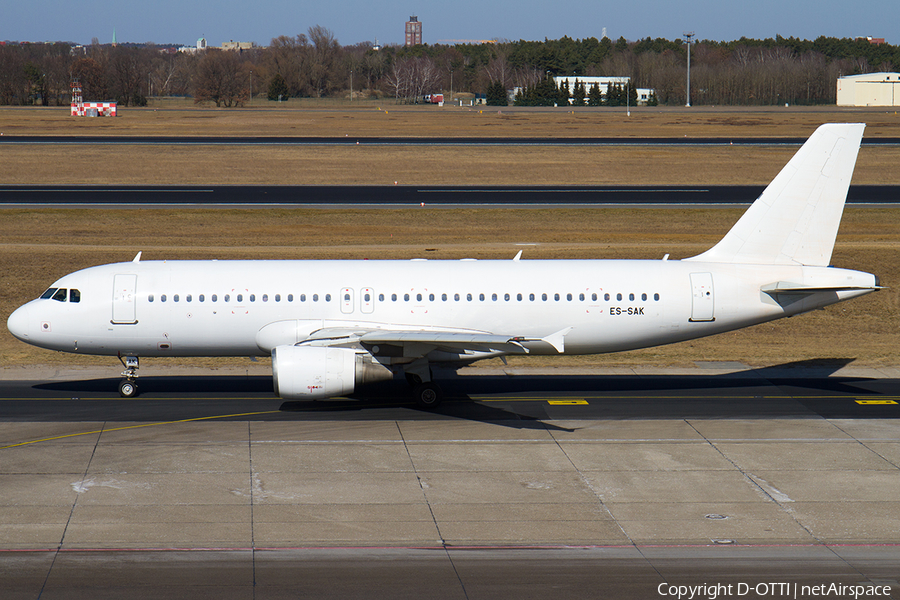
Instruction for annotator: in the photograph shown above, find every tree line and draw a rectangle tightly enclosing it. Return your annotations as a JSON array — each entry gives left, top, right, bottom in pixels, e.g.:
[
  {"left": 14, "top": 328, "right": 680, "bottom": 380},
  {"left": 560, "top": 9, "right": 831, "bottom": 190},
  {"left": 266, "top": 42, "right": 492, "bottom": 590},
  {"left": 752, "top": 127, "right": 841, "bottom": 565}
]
[{"left": 1, "top": 30, "right": 897, "bottom": 107}]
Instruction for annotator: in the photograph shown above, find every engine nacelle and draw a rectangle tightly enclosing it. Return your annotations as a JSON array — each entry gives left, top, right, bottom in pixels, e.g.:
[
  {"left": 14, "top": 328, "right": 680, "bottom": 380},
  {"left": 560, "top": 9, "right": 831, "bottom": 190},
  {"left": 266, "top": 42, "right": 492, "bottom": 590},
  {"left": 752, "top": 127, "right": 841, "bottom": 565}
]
[{"left": 271, "top": 345, "right": 393, "bottom": 400}]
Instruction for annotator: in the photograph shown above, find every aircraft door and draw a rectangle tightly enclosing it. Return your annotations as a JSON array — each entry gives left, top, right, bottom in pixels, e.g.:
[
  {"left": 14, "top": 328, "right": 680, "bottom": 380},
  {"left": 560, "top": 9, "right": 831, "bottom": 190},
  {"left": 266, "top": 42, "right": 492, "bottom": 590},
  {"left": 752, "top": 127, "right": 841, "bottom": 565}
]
[
  {"left": 689, "top": 272, "right": 715, "bottom": 322},
  {"left": 112, "top": 274, "right": 138, "bottom": 324},
  {"left": 361, "top": 287, "right": 375, "bottom": 314},
  {"left": 340, "top": 288, "right": 354, "bottom": 314}
]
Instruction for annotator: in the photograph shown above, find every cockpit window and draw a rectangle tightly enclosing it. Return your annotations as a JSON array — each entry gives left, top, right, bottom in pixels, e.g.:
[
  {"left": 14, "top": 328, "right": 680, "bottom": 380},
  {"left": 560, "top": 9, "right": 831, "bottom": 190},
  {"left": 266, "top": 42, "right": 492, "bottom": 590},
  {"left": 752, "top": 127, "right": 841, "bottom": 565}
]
[
  {"left": 51, "top": 288, "right": 67, "bottom": 302},
  {"left": 69, "top": 289, "right": 81, "bottom": 303},
  {"left": 40, "top": 288, "right": 58, "bottom": 300}
]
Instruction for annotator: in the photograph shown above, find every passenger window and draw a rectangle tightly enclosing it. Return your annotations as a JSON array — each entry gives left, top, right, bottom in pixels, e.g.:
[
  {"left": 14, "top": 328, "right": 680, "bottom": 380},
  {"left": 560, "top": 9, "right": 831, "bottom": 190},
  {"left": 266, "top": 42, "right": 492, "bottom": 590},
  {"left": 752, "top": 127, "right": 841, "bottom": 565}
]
[
  {"left": 224, "top": 294, "right": 230, "bottom": 302},
  {"left": 212, "top": 294, "right": 218, "bottom": 302},
  {"left": 441, "top": 293, "right": 447, "bottom": 301},
  {"left": 654, "top": 293, "right": 660, "bottom": 301},
  {"left": 263, "top": 294, "right": 268, "bottom": 302},
  {"left": 641, "top": 293, "right": 647, "bottom": 301},
  {"left": 567, "top": 293, "right": 573, "bottom": 301},
  {"left": 429, "top": 293, "right": 435, "bottom": 301},
  {"left": 275, "top": 294, "right": 281, "bottom": 302},
  {"left": 504, "top": 293, "right": 511, "bottom": 301},
  {"left": 174, "top": 294, "right": 180, "bottom": 302},
  {"left": 479, "top": 293, "right": 485, "bottom": 301},
  {"left": 378, "top": 294, "right": 384, "bottom": 302},
  {"left": 416, "top": 294, "right": 422, "bottom": 301},
  {"left": 454, "top": 293, "right": 460, "bottom": 301},
  {"left": 69, "top": 289, "right": 81, "bottom": 303},
  {"left": 365, "top": 293, "right": 371, "bottom": 302},
  {"left": 592, "top": 293, "right": 597, "bottom": 301},
  {"left": 529, "top": 293, "right": 535, "bottom": 301},
  {"left": 492, "top": 293, "right": 498, "bottom": 301},
  {"left": 162, "top": 294, "right": 168, "bottom": 303},
  {"left": 186, "top": 294, "right": 192, "bottom": 303},
  {"left": 40, "top": 288, "right": 57, "bottom": 300},
  {"left": 616, "top": 293, "right": 622, "bottom": 301},
  {"left": 325, "top": 294, "right": 331, "bottom": 302},
  {"left": 604, "top": 293, "right": 610, "bottom": 301},
  {"left": 629, "top": 293, "right": 635, "bottom": 301},
  {"left": 392, "top": 294, "right": 397, "bottom": 301},
  {"left": 300, "top": 294, "right": 306, "bottom": 302},
  {"left": 344, "top": 293, "right": 351, "bottom": 301},
  {"left": 467, "top": 293, "right": 472, "bottom": 301},
  {"left": 52, "top": 288, "right": 67, "bottom": 302},
  {"left": 237, "top": 294, "right": 242, "bottom": 302},
  {"left": 313, "top": 294, "right": 319, "bottom": 302},
  {"left": 148, "top": 294, "right": 154, "bottom": 302},
  {"left": 517, "top": 293, "right": 522, "bottom": 301},
  {"left": 579, "top": 293, "right": 585, "bottom": 301},
  {"left": 554, "top": 293, "right": 560, "bottom": 301},
  {"left": 404, "top": 294, "right": 410, "bottom": 301},
  {"left": 250, "top": 294, "right": 256, "bottom": 302},
  {"left": 199, "top": 294, "right": 205, "bottom": 302},
  {"left": 542, "top": 293, "right": 547, "bottom": 301},
  {"left": 288, "top": 294, "right": 294, "bottom": 302}
]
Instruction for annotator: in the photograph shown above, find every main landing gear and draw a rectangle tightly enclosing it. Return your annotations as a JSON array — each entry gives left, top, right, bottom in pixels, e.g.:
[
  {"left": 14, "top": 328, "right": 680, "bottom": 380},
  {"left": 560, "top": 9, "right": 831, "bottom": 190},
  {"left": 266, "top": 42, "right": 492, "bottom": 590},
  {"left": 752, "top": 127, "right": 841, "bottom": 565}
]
[
  {"left": 404, "top": 368, "right": 443, "bottom": 409},
  {"left": 118, "top": 355, "right": 140, "bottom": 398}
]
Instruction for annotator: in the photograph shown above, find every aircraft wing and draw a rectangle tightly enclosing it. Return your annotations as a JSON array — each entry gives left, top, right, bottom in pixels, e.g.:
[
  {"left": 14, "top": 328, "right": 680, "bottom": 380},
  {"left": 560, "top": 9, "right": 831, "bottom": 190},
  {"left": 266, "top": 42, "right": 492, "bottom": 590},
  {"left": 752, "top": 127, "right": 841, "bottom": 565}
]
[{"left": 358, "top": 331, "right": 530, "bottom": 355}]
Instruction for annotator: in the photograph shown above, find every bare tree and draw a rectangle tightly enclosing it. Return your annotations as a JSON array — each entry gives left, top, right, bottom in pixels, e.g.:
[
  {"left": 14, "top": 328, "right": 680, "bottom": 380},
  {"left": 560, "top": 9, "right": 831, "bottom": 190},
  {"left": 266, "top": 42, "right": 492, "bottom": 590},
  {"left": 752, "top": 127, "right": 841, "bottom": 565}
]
[
  {"left": 194, "top": 49, "right": 249, "bottom": 107},
  {"left": 307, "top": 25, "right": 342, "bottom": 97}
]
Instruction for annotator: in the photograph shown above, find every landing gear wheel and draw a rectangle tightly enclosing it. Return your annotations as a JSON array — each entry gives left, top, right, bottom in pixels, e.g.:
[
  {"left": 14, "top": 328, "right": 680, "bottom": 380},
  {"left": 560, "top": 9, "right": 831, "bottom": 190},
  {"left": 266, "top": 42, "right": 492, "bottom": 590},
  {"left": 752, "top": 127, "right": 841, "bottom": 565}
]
[
  {"left": 119, "top": 379, "right": 138, "bottom": 398},
  {"left": 413, "top": 382, "right": 442, "bottom": 409}
]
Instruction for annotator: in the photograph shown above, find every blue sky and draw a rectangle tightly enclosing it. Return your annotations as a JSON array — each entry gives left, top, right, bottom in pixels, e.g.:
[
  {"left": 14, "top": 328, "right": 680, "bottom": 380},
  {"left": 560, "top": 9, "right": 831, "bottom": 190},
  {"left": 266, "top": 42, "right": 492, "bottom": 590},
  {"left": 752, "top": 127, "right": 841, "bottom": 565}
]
[{"left": 6, "top": 0, "right": 897, "bottom": 47}]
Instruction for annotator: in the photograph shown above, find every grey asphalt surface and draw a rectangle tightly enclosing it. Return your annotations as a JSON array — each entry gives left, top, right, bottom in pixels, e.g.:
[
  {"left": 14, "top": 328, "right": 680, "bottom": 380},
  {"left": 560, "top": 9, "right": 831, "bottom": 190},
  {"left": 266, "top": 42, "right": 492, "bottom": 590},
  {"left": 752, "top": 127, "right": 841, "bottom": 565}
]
[
  {"left": 0, "top": 184, "right": 897, "bottom": 207},
  {"left": 1, "top": 363, "right": 899, "bottom": 598}
]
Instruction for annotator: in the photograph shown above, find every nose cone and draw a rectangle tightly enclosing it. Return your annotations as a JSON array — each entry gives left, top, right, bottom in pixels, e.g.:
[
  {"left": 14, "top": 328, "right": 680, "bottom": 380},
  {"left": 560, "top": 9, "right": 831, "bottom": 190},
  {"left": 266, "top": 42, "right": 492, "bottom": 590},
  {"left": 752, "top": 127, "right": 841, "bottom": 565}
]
[{"left": 7, "top": 304, "right": 32, "bottom": 343}]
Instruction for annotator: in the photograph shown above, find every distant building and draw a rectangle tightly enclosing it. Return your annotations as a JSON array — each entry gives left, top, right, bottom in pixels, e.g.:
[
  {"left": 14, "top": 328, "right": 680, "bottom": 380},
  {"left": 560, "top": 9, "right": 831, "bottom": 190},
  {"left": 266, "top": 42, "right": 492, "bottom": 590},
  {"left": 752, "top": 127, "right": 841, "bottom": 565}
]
[
  {"left": 837, "top": 72, "right": 900, "bottom": 106},
  {"left": 405, "top": 16, "right": 422, "bottom": 46},
  {"left": 221, "top": 40, "right": 255, "bottom": 51},
  {"left": 858, "top": 36, "right": 886, "bottom": 45},
  {"left": 178, "top": 38, "right": 207, "bottom": 54},
  {"left": 552, "top": 76, "right": 655, "bottom": 105}
]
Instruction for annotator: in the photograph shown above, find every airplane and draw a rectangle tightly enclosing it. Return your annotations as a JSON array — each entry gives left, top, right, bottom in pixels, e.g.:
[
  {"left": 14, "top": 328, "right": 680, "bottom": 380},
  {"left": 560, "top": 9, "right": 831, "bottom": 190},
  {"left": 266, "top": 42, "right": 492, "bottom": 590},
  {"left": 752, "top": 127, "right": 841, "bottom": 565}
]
[{"left": 6, "top": 123, "right": 880, "bottom": 408}]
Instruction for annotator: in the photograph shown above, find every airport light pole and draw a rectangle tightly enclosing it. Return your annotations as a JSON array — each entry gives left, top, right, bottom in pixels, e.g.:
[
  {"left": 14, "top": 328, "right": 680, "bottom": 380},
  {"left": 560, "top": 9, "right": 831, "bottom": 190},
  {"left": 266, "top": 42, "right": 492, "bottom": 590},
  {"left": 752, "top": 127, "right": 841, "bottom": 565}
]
[{"left": 683, "top": 32, "right": 694, "bottom": 107}]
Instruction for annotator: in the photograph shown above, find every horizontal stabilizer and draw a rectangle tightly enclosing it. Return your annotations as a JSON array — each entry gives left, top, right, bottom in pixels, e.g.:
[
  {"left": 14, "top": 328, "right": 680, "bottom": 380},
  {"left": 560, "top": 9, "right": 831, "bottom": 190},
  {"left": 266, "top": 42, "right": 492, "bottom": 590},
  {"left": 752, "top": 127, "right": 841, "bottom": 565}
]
[{"left": 761, "top": 281, "right": 882, "bottom": 295}]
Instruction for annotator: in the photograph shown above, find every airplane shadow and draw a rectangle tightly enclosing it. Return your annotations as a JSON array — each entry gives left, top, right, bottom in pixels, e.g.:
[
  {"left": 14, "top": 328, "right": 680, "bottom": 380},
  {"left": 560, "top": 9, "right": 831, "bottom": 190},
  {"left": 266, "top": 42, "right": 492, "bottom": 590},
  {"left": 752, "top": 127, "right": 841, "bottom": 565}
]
[{"left": 25, "top": 358, "right": 898, "bottom": 423}]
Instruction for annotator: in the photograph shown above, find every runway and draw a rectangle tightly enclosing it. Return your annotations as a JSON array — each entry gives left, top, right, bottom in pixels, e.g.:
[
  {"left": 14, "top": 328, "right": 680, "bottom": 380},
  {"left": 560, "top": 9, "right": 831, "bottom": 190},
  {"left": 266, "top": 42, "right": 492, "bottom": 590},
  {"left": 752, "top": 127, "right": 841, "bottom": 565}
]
[
  {"left": 0, "top": 184, "right": 898, "bottom": 206},
  {"left": 1, "top": 364, "right": 899, "bottom": 598},
  {"left": 2, "top": 135, "right": 899, "bottom": 146}
]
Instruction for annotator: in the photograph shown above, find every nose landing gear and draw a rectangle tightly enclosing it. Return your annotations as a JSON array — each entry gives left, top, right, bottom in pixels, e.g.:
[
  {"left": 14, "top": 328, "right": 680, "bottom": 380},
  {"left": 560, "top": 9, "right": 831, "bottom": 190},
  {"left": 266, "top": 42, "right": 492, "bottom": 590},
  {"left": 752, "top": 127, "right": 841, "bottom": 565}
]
[{"left": 118, "top": 355, "right": 140, "bottom": 398}]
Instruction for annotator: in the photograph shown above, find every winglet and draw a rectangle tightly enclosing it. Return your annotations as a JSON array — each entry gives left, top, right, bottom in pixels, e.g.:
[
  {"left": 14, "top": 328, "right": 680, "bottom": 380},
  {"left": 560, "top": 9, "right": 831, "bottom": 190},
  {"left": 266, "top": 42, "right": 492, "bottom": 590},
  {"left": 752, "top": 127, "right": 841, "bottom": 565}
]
[{"left": 132, "top": 251, "right": 142, "bottom": 263}]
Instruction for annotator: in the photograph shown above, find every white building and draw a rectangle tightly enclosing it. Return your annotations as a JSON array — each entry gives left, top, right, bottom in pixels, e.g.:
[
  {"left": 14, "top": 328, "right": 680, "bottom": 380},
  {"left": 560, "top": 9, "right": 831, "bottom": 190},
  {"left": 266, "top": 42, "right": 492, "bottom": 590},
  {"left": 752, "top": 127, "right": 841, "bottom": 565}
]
[
  {"left": 837, "top": 72, "right": 900, "bottom": 106},
  {"left": 553, "top": 76, "right": 654, "bottom": 105}
]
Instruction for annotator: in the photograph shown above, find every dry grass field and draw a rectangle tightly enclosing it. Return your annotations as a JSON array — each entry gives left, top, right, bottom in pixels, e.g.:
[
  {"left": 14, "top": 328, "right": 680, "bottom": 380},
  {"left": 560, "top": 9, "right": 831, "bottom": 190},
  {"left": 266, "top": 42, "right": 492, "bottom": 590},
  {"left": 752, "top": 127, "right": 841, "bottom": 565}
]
[
  {"left": 0, "top": 207, "right": 896, "bottom": 370},
  {"left": 3, "top": 103, "right": 900, "bottom": 138},
  {"left": 0, "top": 106, "right": 897, "bottom": 371}
]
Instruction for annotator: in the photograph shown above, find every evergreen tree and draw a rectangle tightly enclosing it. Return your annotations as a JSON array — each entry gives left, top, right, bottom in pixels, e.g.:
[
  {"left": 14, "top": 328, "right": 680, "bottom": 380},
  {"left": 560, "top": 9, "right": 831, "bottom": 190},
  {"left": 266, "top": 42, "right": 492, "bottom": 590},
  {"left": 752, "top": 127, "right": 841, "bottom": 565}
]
[
  {"left": 572, "top": 80, "right": 586, "bottom": 106},
  {"left": 486, "top": 80, "right": 507, "bottom": 106},
  {"left": 558, "top": 78, "right": 570, "bottom": 106},
  {"left": 268, "top": 73, "right": 290, "bottom": 101},
  {"left": 587, "top": 82, "right": 602, "bottom": 106},
  {"left": 627, "top": 81, "right": 638, "bottom": 106}
]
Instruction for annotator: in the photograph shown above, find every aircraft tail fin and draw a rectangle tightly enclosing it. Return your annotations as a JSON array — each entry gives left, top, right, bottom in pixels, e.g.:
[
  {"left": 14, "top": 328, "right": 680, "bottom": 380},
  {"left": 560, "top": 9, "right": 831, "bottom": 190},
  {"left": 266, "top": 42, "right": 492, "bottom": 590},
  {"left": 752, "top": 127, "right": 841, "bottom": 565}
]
[{"left": 687, "top": 123, "right": 865, "bottom": 266}]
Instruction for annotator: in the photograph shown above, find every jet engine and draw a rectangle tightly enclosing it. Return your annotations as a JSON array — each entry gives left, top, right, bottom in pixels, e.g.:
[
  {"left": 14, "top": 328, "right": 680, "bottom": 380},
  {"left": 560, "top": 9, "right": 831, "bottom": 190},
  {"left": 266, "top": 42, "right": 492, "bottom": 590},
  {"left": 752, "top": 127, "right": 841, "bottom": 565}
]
[{"left": 271, "top": 345, "right": 393, "bottom": 400}]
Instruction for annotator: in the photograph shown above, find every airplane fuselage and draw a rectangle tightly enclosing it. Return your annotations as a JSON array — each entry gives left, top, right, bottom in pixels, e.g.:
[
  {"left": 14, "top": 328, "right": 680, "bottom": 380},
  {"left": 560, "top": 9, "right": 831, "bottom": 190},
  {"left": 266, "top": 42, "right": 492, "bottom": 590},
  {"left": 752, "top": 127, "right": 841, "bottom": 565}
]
[{"left": 9, "top": 258, "right": 876, "bottom": 359}]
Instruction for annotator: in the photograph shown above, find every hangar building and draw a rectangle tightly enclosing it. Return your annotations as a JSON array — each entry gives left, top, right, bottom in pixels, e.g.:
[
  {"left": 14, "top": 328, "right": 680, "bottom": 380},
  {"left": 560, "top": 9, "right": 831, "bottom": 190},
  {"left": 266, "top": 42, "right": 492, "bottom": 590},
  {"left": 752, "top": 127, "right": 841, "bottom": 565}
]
[{"left": 837, "top": 72, "right": 900, "bottom": 106}]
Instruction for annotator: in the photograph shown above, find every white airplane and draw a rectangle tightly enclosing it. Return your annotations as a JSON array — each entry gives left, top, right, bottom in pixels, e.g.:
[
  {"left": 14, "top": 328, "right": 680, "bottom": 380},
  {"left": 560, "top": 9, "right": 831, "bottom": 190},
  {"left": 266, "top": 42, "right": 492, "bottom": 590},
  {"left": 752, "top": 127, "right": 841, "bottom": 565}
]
[{"left": 7, "top": 123, "right": 880, "bottom": 408}]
